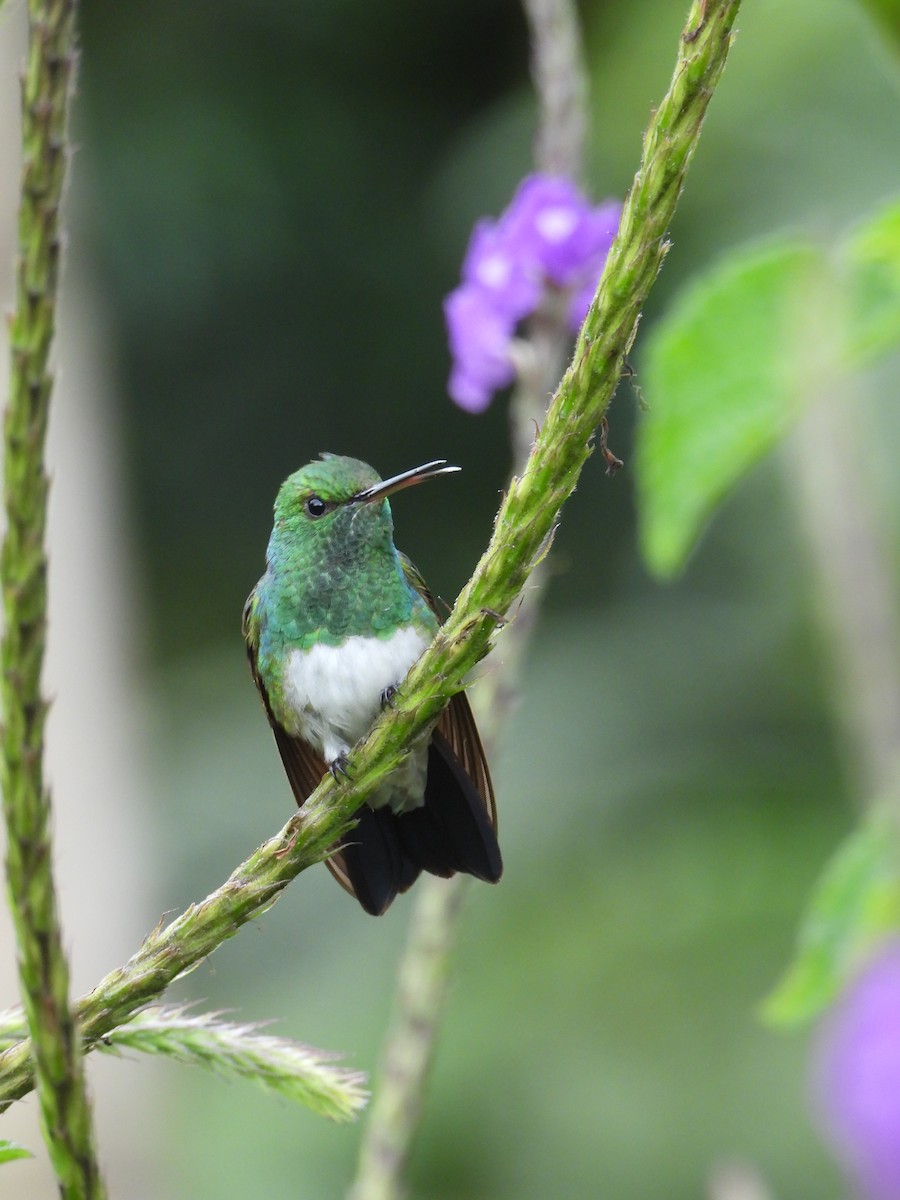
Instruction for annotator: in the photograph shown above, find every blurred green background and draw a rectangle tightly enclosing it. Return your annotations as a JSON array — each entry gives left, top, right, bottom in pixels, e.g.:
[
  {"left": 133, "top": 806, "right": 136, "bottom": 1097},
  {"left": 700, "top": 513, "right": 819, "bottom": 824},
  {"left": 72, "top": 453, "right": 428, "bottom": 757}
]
[{"left": 46, "top": 0, "right": 900, "bottom": 1194}]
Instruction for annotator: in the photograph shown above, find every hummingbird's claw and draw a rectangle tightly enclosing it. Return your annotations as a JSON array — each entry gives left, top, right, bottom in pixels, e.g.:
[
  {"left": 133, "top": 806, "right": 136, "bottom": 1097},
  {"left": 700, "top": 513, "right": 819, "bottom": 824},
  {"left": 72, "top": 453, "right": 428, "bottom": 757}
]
[
  {"left": 380, "top": 684, "right": 398, "bottom": 709},
  {"left": 329, "top": 753, "right": 352, "bottom": 781}
]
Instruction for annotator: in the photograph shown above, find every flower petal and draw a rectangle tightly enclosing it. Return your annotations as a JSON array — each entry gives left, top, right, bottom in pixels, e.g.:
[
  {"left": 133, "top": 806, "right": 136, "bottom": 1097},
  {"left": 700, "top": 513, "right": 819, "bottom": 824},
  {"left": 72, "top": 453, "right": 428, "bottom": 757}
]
[
  {"left": 444, "top": 285, "right": 516, "bottom": 412},
  {"left": 462, "top": 219, "right": 540, "bottom": 319},
  {"left": 501, "top": 174, "right": 595, "bottom": 285}
]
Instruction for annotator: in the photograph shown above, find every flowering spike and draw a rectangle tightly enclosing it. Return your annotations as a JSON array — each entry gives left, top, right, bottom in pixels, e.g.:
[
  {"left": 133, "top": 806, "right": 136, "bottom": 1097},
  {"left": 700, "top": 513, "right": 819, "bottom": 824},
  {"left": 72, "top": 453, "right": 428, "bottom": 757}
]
[
  {"left": 461, "top": 219, "right": 540, "bottom": 319},
  {"left": 444, "top": 286, "right": 517, "bottom": 412},
  {"left": 445, "top": 173, "right": 621, "bottom": 411}
]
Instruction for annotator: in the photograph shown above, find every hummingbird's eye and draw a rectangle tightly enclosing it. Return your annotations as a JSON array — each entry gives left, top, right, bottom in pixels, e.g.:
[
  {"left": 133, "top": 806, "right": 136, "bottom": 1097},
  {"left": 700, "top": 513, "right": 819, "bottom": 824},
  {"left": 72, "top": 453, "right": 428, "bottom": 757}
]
[{"left": 305, "top": 495, "right": 328, "bottom": 518}]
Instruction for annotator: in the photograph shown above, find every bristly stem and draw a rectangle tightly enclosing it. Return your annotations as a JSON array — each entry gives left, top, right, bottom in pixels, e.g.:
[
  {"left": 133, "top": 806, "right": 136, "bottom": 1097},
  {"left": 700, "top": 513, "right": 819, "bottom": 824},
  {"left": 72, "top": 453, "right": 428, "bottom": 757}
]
[
  {"left": 349, "top": 3, "right": 591, "bottom": 1196},
  {"left": 0, "top": 0, "right": 740, "bottom": 1111},
  {"left": 0, "top": 1, "right": 106, "bottom": 1194}
]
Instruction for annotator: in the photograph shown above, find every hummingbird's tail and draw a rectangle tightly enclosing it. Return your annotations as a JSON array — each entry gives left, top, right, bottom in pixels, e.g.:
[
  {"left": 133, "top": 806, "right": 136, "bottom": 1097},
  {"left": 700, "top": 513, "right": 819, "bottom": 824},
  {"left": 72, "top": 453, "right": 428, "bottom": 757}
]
[
  {"left": 335, "top": 805, "right": 418, "bottom": 917},
  {"left": 398, "top": 731, "right": 503, "bottom": 882},
  {"left": 334, "top": 731, "right": 503, "bottom": 916}
]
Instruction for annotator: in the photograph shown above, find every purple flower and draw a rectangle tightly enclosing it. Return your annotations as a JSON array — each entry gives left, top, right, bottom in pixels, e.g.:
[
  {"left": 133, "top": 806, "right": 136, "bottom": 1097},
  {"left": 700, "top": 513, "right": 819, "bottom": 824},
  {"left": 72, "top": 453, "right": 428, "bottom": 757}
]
[
  {"left": 461, "top": 219, "right": 540, "bottom": 320},
  {"left": 813, "top": 940, "right": 900, "bottom": 1200},
  {"left": 444, "top": 285, "right": 516, "bottom": 413},
  {"left": 501, "top": 175, "right": 607, "bottom": 286},
  {"left": 445, "top": 173, "right": 621, "bottom": 412}
]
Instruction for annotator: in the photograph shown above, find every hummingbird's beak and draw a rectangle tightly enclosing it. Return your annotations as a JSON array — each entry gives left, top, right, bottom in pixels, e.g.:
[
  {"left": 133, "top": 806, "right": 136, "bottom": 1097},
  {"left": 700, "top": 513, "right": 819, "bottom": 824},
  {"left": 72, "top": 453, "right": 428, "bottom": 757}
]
[{"left": 352, "top": 460, "right": 461, "bottom": 505}]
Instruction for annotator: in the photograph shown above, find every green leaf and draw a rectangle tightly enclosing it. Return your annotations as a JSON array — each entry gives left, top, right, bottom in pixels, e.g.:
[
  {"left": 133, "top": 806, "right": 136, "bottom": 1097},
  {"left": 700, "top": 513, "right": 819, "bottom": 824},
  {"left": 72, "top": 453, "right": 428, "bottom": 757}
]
[
  {"left": 0, "top": 1139, "right": 32, "bottom": 1165},
  {"left": 637, "top": 241, "right": 825, "bottom": 578},
  {"left": 761, "top": 812, "right": 900, "bottom": 1028},
  {"left": 842, "top": 196, "right": 900, "bottom": 363}
]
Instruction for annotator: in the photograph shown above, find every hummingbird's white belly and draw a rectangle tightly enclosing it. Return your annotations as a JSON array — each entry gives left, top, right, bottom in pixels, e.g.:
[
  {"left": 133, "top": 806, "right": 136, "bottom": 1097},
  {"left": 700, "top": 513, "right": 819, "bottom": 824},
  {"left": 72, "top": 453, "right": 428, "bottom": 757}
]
[{"left": 282, "top": 626, "right": 430, "bottom": 812}]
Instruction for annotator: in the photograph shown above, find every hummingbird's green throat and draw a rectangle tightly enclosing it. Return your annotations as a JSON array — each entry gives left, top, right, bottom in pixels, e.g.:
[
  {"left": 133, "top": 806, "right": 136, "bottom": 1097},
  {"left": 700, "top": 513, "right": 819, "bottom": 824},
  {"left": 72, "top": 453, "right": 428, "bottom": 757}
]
[{"left": 243, "top": 453, "right": 502, "bottom": 916}]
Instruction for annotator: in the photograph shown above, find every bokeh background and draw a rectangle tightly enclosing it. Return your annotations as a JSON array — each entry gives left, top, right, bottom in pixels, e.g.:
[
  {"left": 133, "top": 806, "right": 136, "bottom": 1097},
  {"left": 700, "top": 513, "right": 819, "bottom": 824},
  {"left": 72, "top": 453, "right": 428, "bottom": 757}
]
[{"left": 2, "top": 0, "right": 900, "bottom": 1195}]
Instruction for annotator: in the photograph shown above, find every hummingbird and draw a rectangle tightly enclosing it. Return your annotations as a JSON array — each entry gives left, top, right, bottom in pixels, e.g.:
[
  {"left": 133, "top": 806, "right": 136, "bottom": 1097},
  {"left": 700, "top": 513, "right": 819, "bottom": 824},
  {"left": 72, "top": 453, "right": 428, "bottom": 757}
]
[{"left": 243, "top": 454, "right": 502, "bottom": 916}]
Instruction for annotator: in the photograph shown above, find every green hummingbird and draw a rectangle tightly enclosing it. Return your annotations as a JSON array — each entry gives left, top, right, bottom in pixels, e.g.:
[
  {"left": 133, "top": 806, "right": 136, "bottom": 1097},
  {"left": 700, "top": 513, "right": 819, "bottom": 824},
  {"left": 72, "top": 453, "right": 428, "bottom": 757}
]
[{"left": 243, "top": 454, "right": 502, "bottom": 916}]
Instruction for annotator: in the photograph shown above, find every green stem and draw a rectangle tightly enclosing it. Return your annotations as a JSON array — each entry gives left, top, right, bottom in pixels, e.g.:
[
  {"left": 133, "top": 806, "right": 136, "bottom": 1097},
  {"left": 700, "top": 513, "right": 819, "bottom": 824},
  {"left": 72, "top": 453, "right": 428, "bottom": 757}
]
[
  {"left": 0, "top": 0, "right": 740, "bottom": 1111},
  {"left": 1, "top": 1, "right": 106, "bottom": 1195}
]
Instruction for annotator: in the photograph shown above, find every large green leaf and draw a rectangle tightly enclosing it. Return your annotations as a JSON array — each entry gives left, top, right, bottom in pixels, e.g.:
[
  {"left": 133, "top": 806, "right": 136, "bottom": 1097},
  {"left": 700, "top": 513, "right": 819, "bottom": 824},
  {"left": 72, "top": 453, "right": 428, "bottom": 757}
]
[
  {"left": 842, "top": 197, "right": 900, "bottom": 363},
  {"left": 762, "top": 812, "right": 900, "bottom": 1028},
  {"left": 637, "top": 242, "right": 825, "bottom": 578}
]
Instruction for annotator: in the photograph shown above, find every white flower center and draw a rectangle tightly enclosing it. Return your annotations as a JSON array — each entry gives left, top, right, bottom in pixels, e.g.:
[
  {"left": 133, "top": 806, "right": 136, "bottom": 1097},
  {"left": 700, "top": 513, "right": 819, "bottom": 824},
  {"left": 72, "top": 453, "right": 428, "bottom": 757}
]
[
  {"left": 477, "top": 253, "right": 511, "bottom": 288},
  {"left": 536, "top": 206, "right": 578, "bottom": 244}
]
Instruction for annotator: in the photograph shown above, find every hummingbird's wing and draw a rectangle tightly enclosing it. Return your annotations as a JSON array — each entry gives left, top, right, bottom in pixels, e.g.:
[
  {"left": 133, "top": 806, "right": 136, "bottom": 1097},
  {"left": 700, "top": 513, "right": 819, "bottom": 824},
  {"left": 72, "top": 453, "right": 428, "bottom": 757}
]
[
  {"left": 326, "top": 688, "right": 502, "bottom": 912},
  {"left": 393, "top": 555, "right": 501, "bottom": 885},
  {"left": 435, "top": 691, "right": 497, "bottom": 831},
  {"left": 398, "top": 554, "right": 497, "bottom": 831},
  {"left": 242, "top": 587, "right": 328, "bottom": 805}
]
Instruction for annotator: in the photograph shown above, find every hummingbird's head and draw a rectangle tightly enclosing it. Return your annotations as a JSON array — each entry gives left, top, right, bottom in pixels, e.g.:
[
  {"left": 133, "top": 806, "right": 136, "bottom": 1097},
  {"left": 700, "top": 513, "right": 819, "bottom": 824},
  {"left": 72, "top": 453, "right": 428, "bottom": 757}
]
[{"left": 269, "top": 454, "right": 459, "bottom": 567}]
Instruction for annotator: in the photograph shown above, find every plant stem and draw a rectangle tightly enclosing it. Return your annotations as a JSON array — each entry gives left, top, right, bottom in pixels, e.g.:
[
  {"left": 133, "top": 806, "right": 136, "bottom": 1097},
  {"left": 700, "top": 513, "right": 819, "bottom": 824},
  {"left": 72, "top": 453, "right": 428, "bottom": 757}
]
[
  {"left": 1, "top": 1, "right": 106, "bottom": 1194},
  {"left": 525, "top": 0, "right": 588, "bottom": 180},
  {"left": 346, "top": 878, "right": 468, "bottom": 1200},
  {"left": 0, "top": 0, "right": 741, "bottom": 1111}
]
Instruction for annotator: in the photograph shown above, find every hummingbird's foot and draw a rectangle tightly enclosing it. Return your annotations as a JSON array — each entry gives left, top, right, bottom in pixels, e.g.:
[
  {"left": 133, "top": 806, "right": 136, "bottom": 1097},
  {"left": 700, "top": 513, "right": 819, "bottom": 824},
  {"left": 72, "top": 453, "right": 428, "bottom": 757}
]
[
  {"left": 380, "top": 684, "right": 398, "bottom": 709},
  {"left": 329, "top": 753, "right": 352, "bottom": 781}
]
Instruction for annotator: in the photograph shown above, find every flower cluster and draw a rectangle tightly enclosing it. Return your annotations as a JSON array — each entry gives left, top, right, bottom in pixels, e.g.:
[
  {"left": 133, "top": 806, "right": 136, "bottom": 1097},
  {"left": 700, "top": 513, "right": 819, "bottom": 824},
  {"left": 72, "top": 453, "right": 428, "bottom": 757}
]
[
  {"left": 813, "top": 940, "right": 900, "bottom": 1200},
  {"left": 444, "top": 174, "right": 621, "bottom": 413}
]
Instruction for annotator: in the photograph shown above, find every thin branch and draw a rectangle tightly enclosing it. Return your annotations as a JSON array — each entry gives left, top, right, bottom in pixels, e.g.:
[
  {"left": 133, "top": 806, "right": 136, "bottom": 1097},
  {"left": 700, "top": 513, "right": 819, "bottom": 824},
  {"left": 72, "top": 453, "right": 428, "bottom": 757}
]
[
  {"left": 346, "top": 880, "right": 468, "bottom": 1200},
  {"left": 0, "top": 0, "right": 741, "bottom": 1110},
  {"left": 1, "top": 0, "right": 106, "bottom": 1193},
  {"left": 525, "top": 0, "right": 588, "bottom": 180}
]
